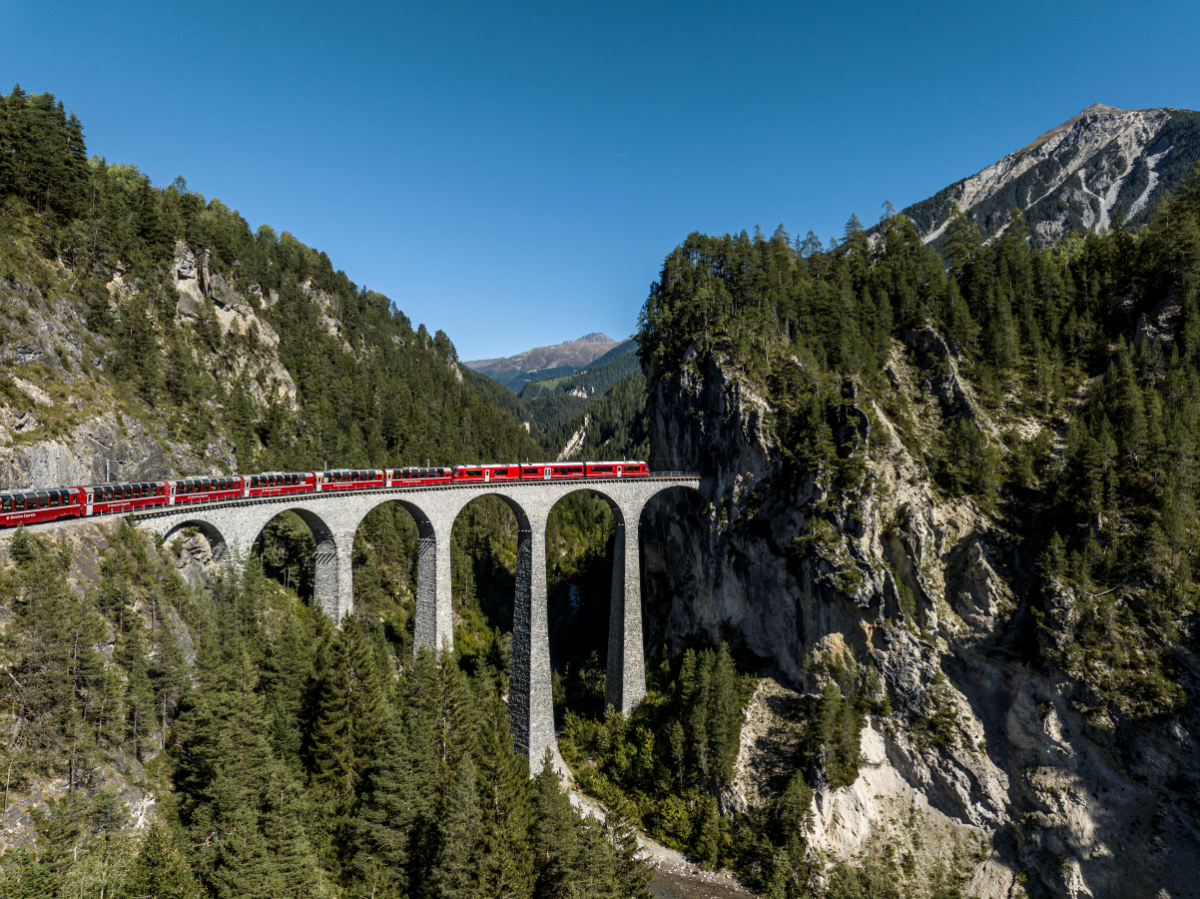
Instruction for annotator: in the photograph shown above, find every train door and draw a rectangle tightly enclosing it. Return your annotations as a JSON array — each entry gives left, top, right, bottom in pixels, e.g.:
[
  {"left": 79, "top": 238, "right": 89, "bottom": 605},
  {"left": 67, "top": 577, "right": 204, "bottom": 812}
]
[
  {"left": 85, "top": 491, "right": 93, "bottom": 516},
  {"left": 484, "top": 468, "right": 491, "bottom": 482},
  {"left": 544, "top": 467, "right": 551, "bottom": 481},
  {"left": 617, "top": 465, "right": 623, "bottom": 477}
]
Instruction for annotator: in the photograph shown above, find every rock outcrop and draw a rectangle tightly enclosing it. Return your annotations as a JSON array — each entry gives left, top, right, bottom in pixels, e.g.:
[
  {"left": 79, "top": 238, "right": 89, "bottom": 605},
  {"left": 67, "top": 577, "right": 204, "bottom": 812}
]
[{"left": 640, "top": 333, "right": 1200, "bottom": 898}]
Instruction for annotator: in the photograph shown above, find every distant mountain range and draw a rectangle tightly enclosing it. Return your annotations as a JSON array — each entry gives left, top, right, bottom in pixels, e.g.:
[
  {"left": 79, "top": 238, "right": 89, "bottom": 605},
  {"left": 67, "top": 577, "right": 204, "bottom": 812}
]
[
  {"left": 464, "top": 333, "right": 623, "bottom": 393},
  {"left": 899, "top": 103, "right": 1200, "bottom": 246}
]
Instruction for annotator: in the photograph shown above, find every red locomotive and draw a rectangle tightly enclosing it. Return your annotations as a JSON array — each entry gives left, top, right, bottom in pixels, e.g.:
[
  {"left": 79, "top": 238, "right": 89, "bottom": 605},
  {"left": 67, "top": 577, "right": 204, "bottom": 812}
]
[{"left": 0, "top": 460, "right": 651, "bottom": 529}]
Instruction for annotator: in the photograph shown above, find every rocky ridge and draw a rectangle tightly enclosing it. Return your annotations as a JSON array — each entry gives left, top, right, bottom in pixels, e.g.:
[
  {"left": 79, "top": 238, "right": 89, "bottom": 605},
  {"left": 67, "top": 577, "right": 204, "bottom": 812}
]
[{"left": 901, "top": 103, "right": 1200, "bottom": 245}]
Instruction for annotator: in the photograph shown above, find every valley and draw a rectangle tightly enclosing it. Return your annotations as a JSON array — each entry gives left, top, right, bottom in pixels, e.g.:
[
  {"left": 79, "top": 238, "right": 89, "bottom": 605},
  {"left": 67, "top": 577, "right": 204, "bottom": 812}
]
[{"left": 2, "top": 83, "right": 1200, "bottom": 899}]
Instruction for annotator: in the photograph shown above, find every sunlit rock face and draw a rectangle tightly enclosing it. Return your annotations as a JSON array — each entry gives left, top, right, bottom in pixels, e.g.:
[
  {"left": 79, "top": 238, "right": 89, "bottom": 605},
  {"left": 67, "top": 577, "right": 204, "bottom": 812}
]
[{"left": 639, "top": 337, "right": 1200, "bottom": 899}]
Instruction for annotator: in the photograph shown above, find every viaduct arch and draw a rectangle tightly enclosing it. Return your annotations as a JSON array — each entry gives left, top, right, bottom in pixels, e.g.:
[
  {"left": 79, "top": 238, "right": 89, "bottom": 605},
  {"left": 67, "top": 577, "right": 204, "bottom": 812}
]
[{"left": 139, "top": 476, "right": 702, "bottom": 764}]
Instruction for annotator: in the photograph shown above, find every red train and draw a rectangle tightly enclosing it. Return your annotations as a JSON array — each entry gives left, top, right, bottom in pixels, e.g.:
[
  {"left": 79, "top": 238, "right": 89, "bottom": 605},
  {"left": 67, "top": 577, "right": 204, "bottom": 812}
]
[{"left": 0, "top": 461, "right": 650, "bottom": 529}]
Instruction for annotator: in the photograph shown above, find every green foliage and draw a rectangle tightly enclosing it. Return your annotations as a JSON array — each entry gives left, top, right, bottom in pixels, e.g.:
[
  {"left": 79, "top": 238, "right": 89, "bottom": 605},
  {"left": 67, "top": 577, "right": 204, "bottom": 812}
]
[
  {"left": 559, "top": 643, "right": 755, "bottom": 867},
  {"left": 542, "top": 372, "right": 650, "bottom": 460}
]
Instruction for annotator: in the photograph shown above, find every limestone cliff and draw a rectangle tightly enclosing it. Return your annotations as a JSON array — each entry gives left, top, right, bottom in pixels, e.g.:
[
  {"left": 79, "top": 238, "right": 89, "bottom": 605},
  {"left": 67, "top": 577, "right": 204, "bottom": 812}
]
[
  {"left": 0, "top": 236, "right": 327, "bottom": 490},
  {"left": 640, "top": 336, "right": 1200, "bottom": 898}
]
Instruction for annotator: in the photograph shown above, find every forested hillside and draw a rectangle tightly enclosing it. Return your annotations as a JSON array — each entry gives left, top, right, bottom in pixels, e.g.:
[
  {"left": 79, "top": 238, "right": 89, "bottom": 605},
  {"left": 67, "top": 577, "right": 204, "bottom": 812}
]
[
  {"left": 613, "top": 167, "right": 1200, "bottom": 895},
  {"left": 517, "top": 339, "right": 641, "bottom": 447},
  {"left": 0, "top": 84, "right": 541, "bottom": 480}
]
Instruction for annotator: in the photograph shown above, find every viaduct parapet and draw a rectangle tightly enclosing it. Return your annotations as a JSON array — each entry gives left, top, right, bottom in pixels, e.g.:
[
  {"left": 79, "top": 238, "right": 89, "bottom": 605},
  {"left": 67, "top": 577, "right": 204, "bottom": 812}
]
[{"left": 134, "top": 477, "right": 701, "bottom": 765}]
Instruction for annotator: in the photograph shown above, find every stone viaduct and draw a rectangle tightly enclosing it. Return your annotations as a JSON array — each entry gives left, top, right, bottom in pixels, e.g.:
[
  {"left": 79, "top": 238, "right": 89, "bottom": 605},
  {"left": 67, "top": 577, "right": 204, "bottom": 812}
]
[{"left": 135, "top": 477, "right": 701, "bottom": 765}]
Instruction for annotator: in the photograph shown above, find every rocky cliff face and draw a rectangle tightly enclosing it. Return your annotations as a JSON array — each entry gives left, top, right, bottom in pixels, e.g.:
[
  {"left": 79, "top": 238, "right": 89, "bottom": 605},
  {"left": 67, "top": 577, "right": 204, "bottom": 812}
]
[
  {"left": 640, "top": 339, "right": 1200, "bottom": 898},
  {"left": 902, "top": 103, "right": 1200, "bottom": 245},
  {"left": 0, "top": 236, "right": 334, "bottom": 491}
]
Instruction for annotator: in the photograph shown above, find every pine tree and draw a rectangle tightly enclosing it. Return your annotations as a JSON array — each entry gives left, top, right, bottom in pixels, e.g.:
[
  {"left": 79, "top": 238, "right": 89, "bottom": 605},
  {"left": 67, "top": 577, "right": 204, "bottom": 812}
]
[
  {"left": 430, "top": 752, "right": 482, "bottom": 899},
  {"left": 356, "top": 706, "right": 420, "bottom": 890},
  {"left": 117, "top": 823, "right": 203, "bottom": 899},
  {"left": 122, "top": 619, "right": 159, "bottom": 760},
  {"left": 602, "top": 793, "right": 654, "bottom": 899},
  {"left": 473, "top": 692, "right": 534, "bottom": 899},
  {"left": 529, "top": 751, "right": 578, "bottom": 899}
]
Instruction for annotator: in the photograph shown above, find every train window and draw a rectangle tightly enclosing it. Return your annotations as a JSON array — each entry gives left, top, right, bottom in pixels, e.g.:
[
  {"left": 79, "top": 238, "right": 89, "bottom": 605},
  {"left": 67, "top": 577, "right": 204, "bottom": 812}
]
[
  {"left": 13, "top": 496, "right": 23, "bottom": 512},
  {"left": 36, "top": 493, "right": 47, "bottom": 508},
  {"left": 93, "top": 490, "right": 102, "bottom": 503},
  {"left": 48, "top": 493, "right": 60, "bottom": 507},
  {"left": 132, "top": 485, "right": 141, "bottom": 499},
  {"left": 1, "top": 496, "right": 9, "bottom": 513}
]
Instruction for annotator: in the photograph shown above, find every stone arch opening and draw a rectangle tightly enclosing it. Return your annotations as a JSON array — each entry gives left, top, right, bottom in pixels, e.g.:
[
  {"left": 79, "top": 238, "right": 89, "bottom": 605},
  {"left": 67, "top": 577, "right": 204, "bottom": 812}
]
[
  {"left": 251, "top": 507, "right": 340, "bottom": 617},
  {"left": 449, "top": 493, "right": 530, "bottom": 654},
  {"left": 446, "top": 491, "right": 546, "bottom": 759},
  {"left": 639, "top": 483, "right": 711, "bottom": 669},
  {"left": 350, "top": 497, "right": 437, "bottom": 653},
  {"left": 162, "top": 519, "right": 229, "bottom": 563},
  {"left": 543, "top": 488, "right": 622, "bottom": 720}
]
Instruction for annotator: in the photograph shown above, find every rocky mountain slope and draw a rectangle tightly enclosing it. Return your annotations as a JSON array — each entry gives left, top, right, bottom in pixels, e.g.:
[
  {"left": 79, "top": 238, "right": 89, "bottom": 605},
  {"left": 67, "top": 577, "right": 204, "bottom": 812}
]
[
  {"left": 464, "top": 332, "right": 619, "bottom": 392},
  {"left": 901, "top": 102, "right": 1200, "bottom": 245},
  {"left": 630, "top": 189, "right": 1200, "bottom": 896}
]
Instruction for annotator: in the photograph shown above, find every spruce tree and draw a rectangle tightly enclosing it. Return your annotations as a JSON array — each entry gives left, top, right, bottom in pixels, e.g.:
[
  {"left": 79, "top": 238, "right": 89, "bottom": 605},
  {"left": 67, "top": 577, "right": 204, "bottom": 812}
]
[
  {"left": 117, "top": 823, "right": 203, "bottom": 899},
  {"left": 356, "top": 706, "right": 419, "bottom": 889},
  {"left": 529, "top": 751, "right": 578, "bottom": 899},
  {"left": 473, "top": 692, "right": 534, "bottom": 899},
  {"left": 430, "top": 753, "right": 482, "bottom": 899}
]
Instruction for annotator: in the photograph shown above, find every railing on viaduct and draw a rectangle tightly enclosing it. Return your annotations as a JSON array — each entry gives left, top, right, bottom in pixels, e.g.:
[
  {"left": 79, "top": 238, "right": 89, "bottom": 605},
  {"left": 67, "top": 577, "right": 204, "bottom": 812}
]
[{"left": 130, "top": 475, "right": 703, "bottom": 764}]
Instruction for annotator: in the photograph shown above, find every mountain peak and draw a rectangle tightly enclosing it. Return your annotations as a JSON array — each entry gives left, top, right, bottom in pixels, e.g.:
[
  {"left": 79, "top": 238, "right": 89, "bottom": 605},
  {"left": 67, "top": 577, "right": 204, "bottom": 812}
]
[
  {"left": 464, "top": 333, "right": 622, "bottom": 391},
  {"left": 898, "top": 102, "right": 1199, "bottom": 247}
]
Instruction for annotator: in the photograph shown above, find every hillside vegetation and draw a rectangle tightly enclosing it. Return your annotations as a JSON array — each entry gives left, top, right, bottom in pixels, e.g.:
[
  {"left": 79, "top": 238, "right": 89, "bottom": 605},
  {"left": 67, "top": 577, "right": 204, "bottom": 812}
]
[
  {"left": 606, "top": 169, "right": 1200, "bottom": 892},
  {"left": 0, "top": 84, "right": 541, "bottom": 476}
]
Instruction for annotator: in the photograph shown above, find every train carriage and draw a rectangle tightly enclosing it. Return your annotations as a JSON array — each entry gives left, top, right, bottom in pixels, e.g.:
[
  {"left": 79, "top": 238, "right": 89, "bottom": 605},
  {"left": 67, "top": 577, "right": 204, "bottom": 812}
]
[
  {"left": 171, "top": 476, "right": 243, "bottom": 506},
  {"left": 584, "top": 461, "right": 649, "bottom": 478},
  {"left": 88, "top": 481, "right": 172, "bottom": 516},
  {"left": 0, "top": 487, "right": 86, "bottom": 527},
  {"left": 319, "top": 469, "right": 385, "bottom": 492},
  {"left": 452, "top": 464, "right": 521, "bottom": 484},
  {"left": 247, "top": 472, "right": 313, "bottom": 498},
  {"left": 389, "top": 467, "right": 452, "bottom": 487}
]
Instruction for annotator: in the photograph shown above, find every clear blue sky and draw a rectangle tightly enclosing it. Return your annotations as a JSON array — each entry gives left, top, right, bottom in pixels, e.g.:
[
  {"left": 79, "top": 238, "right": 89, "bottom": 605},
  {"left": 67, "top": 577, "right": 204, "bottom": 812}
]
[{"left": 3, "top": 1, "right": 1199, "bottom": 362}]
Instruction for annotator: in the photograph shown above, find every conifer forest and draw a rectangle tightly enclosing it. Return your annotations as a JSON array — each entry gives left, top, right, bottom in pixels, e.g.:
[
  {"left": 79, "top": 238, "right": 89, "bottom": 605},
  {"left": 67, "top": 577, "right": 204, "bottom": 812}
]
[{"left": 2, "top": 83, "right": 1200, "bottom": 899}]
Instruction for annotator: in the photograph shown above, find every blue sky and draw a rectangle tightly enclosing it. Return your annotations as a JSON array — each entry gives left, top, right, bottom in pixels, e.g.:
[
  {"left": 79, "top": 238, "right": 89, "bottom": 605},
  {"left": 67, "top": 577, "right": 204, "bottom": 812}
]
[{"left": 3, "top": 0, "right": 1199, "bottom": 361}]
